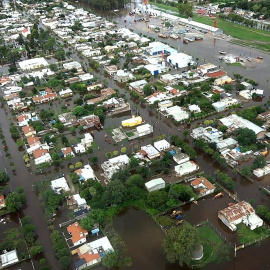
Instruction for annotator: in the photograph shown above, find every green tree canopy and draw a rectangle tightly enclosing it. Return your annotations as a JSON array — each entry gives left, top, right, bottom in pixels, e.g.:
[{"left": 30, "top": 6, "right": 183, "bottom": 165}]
[
  {"left": 237, "top": 128, "right": 256, "bottom": 147},
  {"left": 163, "top": 222, "right": 199, "bottom": 266},
  {"left": 102, "top": 250, "right": 119, "bottom": 268}
]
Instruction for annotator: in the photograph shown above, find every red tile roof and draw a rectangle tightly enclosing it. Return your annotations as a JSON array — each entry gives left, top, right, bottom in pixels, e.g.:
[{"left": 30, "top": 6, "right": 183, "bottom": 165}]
[
  {"left": 206, "top": 70, "right": 227, "bottom": 78},
  {"left": 67, "top": 222, "right": 88, "bottom": 244}
]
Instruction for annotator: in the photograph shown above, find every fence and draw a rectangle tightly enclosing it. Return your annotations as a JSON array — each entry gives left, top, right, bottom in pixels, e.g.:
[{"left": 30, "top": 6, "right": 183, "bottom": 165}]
[{"left": 197, "top": 219, "right": 234, "bottom": 249}]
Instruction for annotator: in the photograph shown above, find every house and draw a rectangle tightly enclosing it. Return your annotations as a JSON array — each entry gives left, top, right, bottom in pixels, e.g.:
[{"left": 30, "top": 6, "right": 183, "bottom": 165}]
[
  {"left": 0, "top": 250, "right": 19, "bottom": 267},
  {"left": 141, "top": 144, "right": 160, "bottom": 160},
  {"left": 78, "top": 115, "right": 100, "bottom": 129},
  {"left": 75, "top": 237, "right": 113, "bottom": 269},
  {"left": 214, "top": 75, "right": 232, "bottom": 85},
  {"left": 72, "top": 194, "right": 87, "bottom": 209},
  {"left": 114, "top": 70, "right": 131, "bottom": 83},
  {"left": 27, "top": 136, "right": 41, "bottom": 147},
  {"left": 158, "top": 100, "right": 173, "bottom": 109},
  {"left": 75, "top": 165, "right": 97, "bottom": 182},
  {"left": 167, "top": 53, "right": 193, "bottom": 69},
  {"left": 87, "top": 83, "right": 103, "bottom": 91},
  {"left": 189, "top": 104, "right": 201, "bottom": 114},
  {"left": 198, "top": 63, "right": 218, "bottom": 75},
  {"left": 175, "top": 161, "right": 199, "bottom": 176},
  {"left": 33, "top": 149, "right": 52, "bottom": 165},
  {"left": 253, "top": 164, "right": 270, "bottom": 178},
  {"left": 101, "top": 155, "right": 130, "bottom": 180},
  {"left": 164, "top": 106, "right": 190, "bottom": 122},
  {"left": 220, "top": 114, "right": 266, "bottom": 139},
  {"left": 216, "top": 138, "right": 238, "bottom": 152},
  {"left": 33, "top": 88, "right": 57, "bottom": 104},
  {"left": 0, "top": 194, "right": 5, "bottom": 209},
  {"left": 154, "top": 139, "right": 170, "bottom": 152},
  {"left": 74, "top": 144, "right": 86, "bottom": 154},
  {"left": 63, "top": 61, "right": 82, "bottom": 71},
  {"left": 59, "top": 88, "right": 73, "bottom": 98},
  {"left": 218, "top": 201, "right": 263, "bottom": 231},
  {"left": 212, "top": 101, "right": 226, "bottom": 112},
  {"left": 173, "top": 152, "right": 190, "bottom": 165},
  {"left": 145, "top": 178, "right": 166, "bottom": 192},
  {"left": 190, "top": 177, "right": 215, "bottom": 196},
  {"left": 22, "top": 125, "right": 36, "bottom": 137},
  {"left": 159, "top": 74, "right": 179, "bottom": 85},
  {"left": 81, "top": 133, "right": 93, "bottom": 149},
  {"left": 51, "top": 177, "right": 70, "bottom": 194},
  {"left": 129, "top": 80, "right": 147, "bottom": 95},
  {"left": 18, "top": 57, "right": 49, "bottom": 70},
  {"left": 144, "top": 63, "right": 164, "bottom": 76},
  {"left": 104, "top": 65, "right": 118, "bottom": 76},
  {"left": 136, "top": 124, "right": 153, "bottom": 137},
  {"left": 61, "top": 147, "right": 75, "bottom": 158},
  {"left": 58, "top": 112, "right": 77, "bottom": 126},
  {"left": 67, "top": 222, "right": 88, "bottom": 247},
  {"left": 122, "top": 116, "right": 143, "bottom": 127}
]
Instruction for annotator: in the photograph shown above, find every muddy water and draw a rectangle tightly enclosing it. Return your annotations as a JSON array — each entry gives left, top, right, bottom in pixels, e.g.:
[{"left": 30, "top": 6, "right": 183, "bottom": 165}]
[
  {"left": 114, "top": 207, "right": 270, "bottom": 270},
  {"left": 0, "top": 104, "right": 60, "bottom": 269}
]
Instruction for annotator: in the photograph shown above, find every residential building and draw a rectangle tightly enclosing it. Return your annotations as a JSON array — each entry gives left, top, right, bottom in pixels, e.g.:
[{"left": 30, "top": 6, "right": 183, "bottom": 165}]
[
  {"left": 104, "top": 65, "right": 118, "bottom": 76},
  {"left": 190, "top": 177, "right": 215, "bottom": 196},
  {"left": 189, "top": 104, "right": 201, "bottom": 114},
  {"left": 220, "top": 114, "right": 266, "bottom": 138},
  {"left": 33, "top": 149, "right": 52, "bottom": 165},
  {"left": 175, "top": 161, "right": 199, "bottom": 176},
  {"left": 158, "top": 100, "right": 173, "bottom": 109},
  {"left": 141, "top": 144, "right": 160, "bottom": 160},
  {"left": 122, "top": 116, "right": 143, "bottom": 127},
  {"left": 75, "top": 164, "right": 97, "bottom": 182},
  {"left": 22, "top": 125, "right": 36, "bottom": 137},
  {"left": 67, "top": 222, "right": 88, "bottom": 247},
  {"left": 75, "top": 236, "right": 113, "bottom": 269},
  {"left": 216, "top": 138, "right": 238, "bottom": 152},
  {"left": 253, "top": 164, "right": 270, "bottom": 178},
  {"left": 136, "top": 124, "right": 153, "bottom": 137},
  {"left": 145, "top": 178, "right": 166, "bottom": 192},
  {"left": 173, "top": 152, "right": 190, "bottom": 165},
  {"left": 218, "top": 201, "right": 263, "bottom": 231},
  {"left": 154, "top": 139, "right": 170, "bottom": 152},
  {"left": 101, "top": 155, "right": 130, "bottom": 180},
  {"left": 129, "top": 79, "right": 147, "bottom": 95},
  {"left": 0, "top": 194, "right": 5, "bottom": 209},
  {"left": 61, "top": 147, "right": 75, "bottom": 158},
  {"left": 81, "top": 133, "right": 93, "bottom": 149},
  {"left": 0, "top": 250, "right": 19, "bottom": 267},
  {"left": 59, "top": 88, "right": 73, "bottom": 98},
  {"left": 212, "top": 101, "right": 226, "bottom": 112},
  {"left": 51, "top": 177, "right": 70, "bottom": 194},
  {"left": 73, "top": 194, "right": 87, "bottom": 209},
  {"left": 18, "top": 57, "right": 49, "bottom": 70},
  {"left": 164, "top": 106, "right": 190, "bottom": 122}
]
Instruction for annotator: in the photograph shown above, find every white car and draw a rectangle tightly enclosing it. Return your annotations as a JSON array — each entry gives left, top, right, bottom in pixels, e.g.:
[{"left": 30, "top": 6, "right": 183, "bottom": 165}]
[{"left": 219, "top": 51, "right": 226, "bottom": 55}]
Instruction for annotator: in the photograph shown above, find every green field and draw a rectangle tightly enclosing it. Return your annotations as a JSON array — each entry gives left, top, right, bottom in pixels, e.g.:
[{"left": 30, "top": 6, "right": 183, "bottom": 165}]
[
  {"left": 237, "top": 224, "right": 270, "bottom": 245},
  {"left": 192, "top": 224, "right": 231, "bottom": 268}
]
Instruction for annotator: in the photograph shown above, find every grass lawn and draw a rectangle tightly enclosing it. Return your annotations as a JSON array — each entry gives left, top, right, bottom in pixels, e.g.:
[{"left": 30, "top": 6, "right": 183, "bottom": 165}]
[
  {"left": 192, "top": 224, "right": 231, "bottom": 268},
  {"left": 237, "top": 224, "right": 270, "bottom": 245},
  {"left": 172, "top": 84, "right": 185, "bottom": 91},
  {"left": 229, "top": 62, "right": 246, "bottom": 68}
]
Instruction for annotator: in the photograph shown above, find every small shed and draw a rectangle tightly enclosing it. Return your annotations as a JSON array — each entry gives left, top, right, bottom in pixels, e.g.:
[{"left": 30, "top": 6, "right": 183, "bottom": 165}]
[{"left": 145, "top": 178, "right": 165, "bottom": 192}]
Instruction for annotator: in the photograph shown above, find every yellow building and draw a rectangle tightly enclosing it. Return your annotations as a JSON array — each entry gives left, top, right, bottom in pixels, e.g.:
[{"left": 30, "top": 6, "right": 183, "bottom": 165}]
[
  {"left": 122, "top": 116, "right": 143, "bottom": 127},
  {"left": 214, "top": 76, "right": 232, "bottom": 86}
]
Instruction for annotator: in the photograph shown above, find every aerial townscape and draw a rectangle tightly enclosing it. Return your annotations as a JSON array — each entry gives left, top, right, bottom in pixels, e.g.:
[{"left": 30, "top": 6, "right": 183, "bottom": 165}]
[{"left": 0, "top": 0, "right": 270, "bottom": 269}]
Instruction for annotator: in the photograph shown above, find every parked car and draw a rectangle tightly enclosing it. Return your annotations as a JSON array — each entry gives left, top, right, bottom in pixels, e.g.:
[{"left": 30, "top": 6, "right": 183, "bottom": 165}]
[{"left": 219, "top": 51, "right": 226, "bottom": 55}]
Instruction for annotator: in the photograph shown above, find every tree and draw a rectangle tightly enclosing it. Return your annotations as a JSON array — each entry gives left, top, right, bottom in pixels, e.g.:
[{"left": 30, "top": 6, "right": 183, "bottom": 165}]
[
  {"left": 0, "top": 172, "right": 9, "bottom": 183},
  {"left": 16, "top": 139, "right": 24, "bottom": 148},
  {"left": 252, "top": 156, "right": 266, "bottom": 170},
  {"left": 126, "top": 174, "right": 144, "bottom": 188},
  {"left": 59, "top": 256, "right": 71, "bottom": 269},
  {"left": 147, "top": 190, "right": 168, "bottom": 209},
  {"left": 163, "top": 222, "right": 199, "bottom": 266},
  {"left": 103, "top": 180, "right": 126, "bottom": 206},
  {"left": 75, "top": 162, "right": 83, "bottom": 169},
  {"left": 6, "top": 189, "right": 26, "bottom": 212},
  {"left": 121, "top": 147, "right": 127, "bottom": 153},
  {"left": 102, "top": 250, "right": 119, "bottom": 269},
  {"left": 219, "top": 125, "right": 227, "bottom": 133},
  {"left": 143, "top": 83, "right": 153, "bottom": 96},
  {"left": 178, "top": 2, "right": 193, "bottom": 17},
  {"left": 80, "top": 216, "right": 94, "bottom": 231},
  {"left": 183, "top": 130, "right": 189, "bottom": 137},
  {"left": 29, "top": 245, "right": 43, "bottom": 256},
  {"left": 256, "top": 205, "right": 269, "bottom": 217},
  {"left": 241, "top": 166, "right": 252, "bottom": 178},
  {"left": 169, "top": 184, "right": 194, "bottom": 202},
  {"left": 73, "top": 106, "right": 85, "bottom": 116},
  {"left": 236, "top": 128, "right": 256, "bottom": 147},
  {"left": 129, "top": 156, "right": 139, "bottom": 168},
  {"left": 91, "top": 156, "right": 98, "bottom": 164}
]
